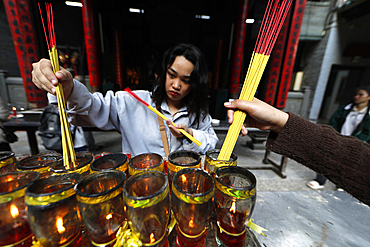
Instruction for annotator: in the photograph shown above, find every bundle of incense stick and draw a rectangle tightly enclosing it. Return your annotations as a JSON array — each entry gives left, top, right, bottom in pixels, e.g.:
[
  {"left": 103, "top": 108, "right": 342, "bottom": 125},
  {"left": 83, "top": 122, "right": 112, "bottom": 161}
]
[
  {"left": 39, "top": 3, "right": 76, "bottom": 169},
  {"left": 218, "top": 0, "right": 293, "bottom": 161},
  {"left": 124, "top": 88, "right": 201, "bottom": 147}
]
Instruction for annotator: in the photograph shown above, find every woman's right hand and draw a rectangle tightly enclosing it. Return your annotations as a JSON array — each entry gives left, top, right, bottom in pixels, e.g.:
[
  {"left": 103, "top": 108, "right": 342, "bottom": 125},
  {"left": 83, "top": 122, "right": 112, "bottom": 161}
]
[
  {"left": 224, "top": 98, "right": 289, "bottom": 136},
  {"left": 32, "top": 59, "right": 74, "bottom": 100}
]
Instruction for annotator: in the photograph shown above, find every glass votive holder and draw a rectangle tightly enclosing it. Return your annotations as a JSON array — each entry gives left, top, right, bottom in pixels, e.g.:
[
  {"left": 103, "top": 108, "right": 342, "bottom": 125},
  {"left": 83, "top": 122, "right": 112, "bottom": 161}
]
[
  {"left": 0, "top": 171, "right": 39, "bottom": 247},
  {"left": 94, "top": 151, "right": 112, "bottom": 160},
  {"left": 16, "top": 152, "right": 62, "bottom": 178},
  {"left": 167, "top": 150, "right": 201, "bottom": 187},
  {"left": 0, "top": 151, "right": 16, "bottom": 174},
  {"left": 214, "top": 166, "right": 257, "bottom": 247},
  {"left": 128, "top": 153, "right": 164, "bottom": 177},
  {"left": 50, "top": 152, "right": 93, "bottom": 177},
  {"left": 171, "top": 168, "right": 214, "bottom": 247},
  {"left": 123, "top": 171, "right": 170, "bottom": 246},
  {"left": 90, "top": 153, "right": 128, "bottom": 174},
  {"left": 204, "top": 149, "right": 237, "bottom": 177},
  {"left": 75, "top": 170, "right": 126, "bottom": 246},
  {"left": 15, "top": 153, "right": 30, "bottom": 162},
  {"left": 25, "top": 173, "right": 83, "bottom": 247}
]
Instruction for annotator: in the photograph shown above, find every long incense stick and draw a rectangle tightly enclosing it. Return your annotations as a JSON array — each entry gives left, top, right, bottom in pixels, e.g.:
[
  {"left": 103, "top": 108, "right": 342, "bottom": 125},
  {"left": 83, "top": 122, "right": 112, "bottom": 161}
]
[
  {"left": 39, "top": 3, "right": 76, "bottom": 169},
  {"left": 124, "top": 88, "right": 202, "bottom": 147},
  {"left": 218, "top": 0, "right": 292, "bottom": 161}
]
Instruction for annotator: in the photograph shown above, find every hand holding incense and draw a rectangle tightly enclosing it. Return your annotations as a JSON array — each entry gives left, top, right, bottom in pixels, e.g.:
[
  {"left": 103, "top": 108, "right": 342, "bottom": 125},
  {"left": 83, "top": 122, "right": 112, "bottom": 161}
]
[
  {"left": 38, "top": 3, "right": 76, "bottom": 169},
  {"left": 124, "top": 88, "right": 201, "bottom": 147}
]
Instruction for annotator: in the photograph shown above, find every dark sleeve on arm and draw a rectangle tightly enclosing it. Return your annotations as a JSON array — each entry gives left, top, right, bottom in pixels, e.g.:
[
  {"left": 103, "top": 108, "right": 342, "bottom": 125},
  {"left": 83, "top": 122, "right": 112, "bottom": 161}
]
[{"left": 266, "top": 113, "right": 370, "bottom": 206}]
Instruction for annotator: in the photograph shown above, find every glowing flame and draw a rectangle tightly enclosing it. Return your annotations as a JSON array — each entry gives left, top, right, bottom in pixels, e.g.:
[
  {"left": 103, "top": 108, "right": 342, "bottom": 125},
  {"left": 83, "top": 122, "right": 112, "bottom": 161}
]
[
  {"left": 181, "top": 174, "right": 187, "bottom": 183},
  {"left": 230, "top": 201, "right": 236, "bottom": 213},
  {"left": 189, "top": 218, "right": 195, "bottom": 228},
  {"left": 106, "top": 213, "right": 113, "bottom": 220},
  {"left": 56, "top": 217, "right": 66, "bottom": 234},
  {"left": 150, "top": 233, "right": 155, "bottom": 243},
  {"left": 10, "top": 205, "right": 19, "bottom": 218}
]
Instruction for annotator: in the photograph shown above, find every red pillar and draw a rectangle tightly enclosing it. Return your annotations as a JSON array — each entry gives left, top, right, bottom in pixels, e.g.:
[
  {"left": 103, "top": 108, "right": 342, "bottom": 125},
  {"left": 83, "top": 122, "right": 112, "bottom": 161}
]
[
  {"left": 3, "top": 0, "right": 47, "bottom": 108},
  {"left": 81, "top": 0, "right": 101, "bottom": 91},
  {"left": 263, "top": 9, "right": 291, "bottom": 106},
  {"left": 275, "top": 0, "right": 307, "bottom": 109},
  {"left": 229, "top": 0, "right": 249, "bottom": 98},
  {"left": 114, "top": 30, "right": 124, "bottom": 89}
]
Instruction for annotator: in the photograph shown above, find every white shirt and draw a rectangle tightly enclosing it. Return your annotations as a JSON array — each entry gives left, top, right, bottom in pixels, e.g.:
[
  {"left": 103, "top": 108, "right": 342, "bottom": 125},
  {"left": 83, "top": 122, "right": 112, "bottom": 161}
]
[
  {"left": 48, "top": 80, "right": 218, "bottom": 156},
  {"left": 340, "top": 105, "right": 368, "bottom": 136}
]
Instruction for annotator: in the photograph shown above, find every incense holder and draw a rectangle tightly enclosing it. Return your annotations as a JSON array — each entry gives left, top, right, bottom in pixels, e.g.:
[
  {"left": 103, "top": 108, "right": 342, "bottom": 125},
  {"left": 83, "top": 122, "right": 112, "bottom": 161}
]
[
  {"left": 123, "top": 171, "right": 169, "bottom": 246},
  {"left": 76, "top": 170, "right": 126, "bottom": 246},
  {"left": 204, "top": 149, "right": 237, "bottom": 177},
  {"left": 167, "top": 150, "right": 201, "bottom": 187},
  {"left": 0, "top": 151, "right": 16, "bottom": 174},
  {"left": 128, "top": 153, "right": 164, "bottom": 177},
  {"left": 0, "top": 172, "right": 39, "bottom": 246},
  {"left": 90, "top": 153, "right": 128, "bottom": 174},
  {"left": 16, "top": 152, "right": 62, "bottom": 178},
  {"left": 25, "top": 173, "right": 83, "bottom": 247},
  {"left": 50, "top": 152, "right": 93, "bottom": 177},
  {"left": 214, "top": 166, "right": 256, "bottom": 247},
  {"left": 171, "top": 168, "right": 214, "bottom": 247}
]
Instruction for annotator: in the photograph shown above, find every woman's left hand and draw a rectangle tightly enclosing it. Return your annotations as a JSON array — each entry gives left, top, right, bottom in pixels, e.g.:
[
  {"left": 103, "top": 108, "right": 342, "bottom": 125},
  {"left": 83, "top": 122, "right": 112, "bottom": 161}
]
[{"left": 166, "top": 120, "right": 193, "bottom": 138}]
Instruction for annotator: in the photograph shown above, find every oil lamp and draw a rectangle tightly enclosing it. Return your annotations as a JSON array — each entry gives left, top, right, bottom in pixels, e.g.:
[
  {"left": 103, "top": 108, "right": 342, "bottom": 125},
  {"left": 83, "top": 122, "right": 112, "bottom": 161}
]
[
  {"left": 50, "top": 152, "right": 93, "bottom": 177},
  {"left": 90, "top": 153, "right": 128, "bottom": 174},
  {"left": 25, "top": 173, "right": 83, "bottom": 247},
  {"left": 123, "top": 171, "right": 169, "bottom": 247},
  {"left": 128, "top": 153, "right": 164, "bottom": 177},
  {"left": 0, "top": 171, "right": 39, "bottom": 247},
  {"left": 214, "top": 166, "right": 256, "bottom": 247},
  {"left": 16, "top": 152, "right": 62, "bottom": 178},
  {"left": 167, "top": 150, "right": 201, "bottom": 187},
  {"left": 171, "top": 168, "right": 214, "bottom": 247},
  {"left": 204, "top": 149, "right": 237, "bottom": 177},
  {"left": 75, "top": 170, "right": 126, "bottom": 247},
  {"left": 0, "top": 151, "right": 16, "bottom": 174}
]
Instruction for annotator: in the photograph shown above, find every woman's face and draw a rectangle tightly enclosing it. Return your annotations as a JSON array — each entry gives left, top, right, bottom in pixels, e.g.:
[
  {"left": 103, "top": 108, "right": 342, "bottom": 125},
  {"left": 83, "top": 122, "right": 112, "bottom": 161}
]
[
  {"left": 165, "top": 56, "right": 194, "bottom": 106},
  {"left": 353, "top": 89, "right": 370, "bottom": 105}
]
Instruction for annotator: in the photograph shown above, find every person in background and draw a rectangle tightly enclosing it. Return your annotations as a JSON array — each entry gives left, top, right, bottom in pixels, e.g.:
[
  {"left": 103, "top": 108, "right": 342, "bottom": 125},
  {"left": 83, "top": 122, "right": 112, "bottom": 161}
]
[
  {"left": 0, "top": 94, "right": 12, "bottom": 151},
  {"left": 307, "top": 86, "right": 370, "bottom": 190},
  {"left": 31, "top": 43, "right": 218, "bottom": 156},
  {"left": 224, "top": 98, "right": 370, "bottom": 206}
]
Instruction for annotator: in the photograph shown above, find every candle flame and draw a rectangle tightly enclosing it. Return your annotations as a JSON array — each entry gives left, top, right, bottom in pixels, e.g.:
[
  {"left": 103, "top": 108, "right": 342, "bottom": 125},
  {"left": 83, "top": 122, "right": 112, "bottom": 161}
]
[
  {"left": 12, "top": 107, "right": 16, "bottom": 111},
  {"left": 230, "top": 201, "right": 236, "bottom": 213},
  {"left": 10, "top": 205, "right": 19, "bottom": 218},
  {"left": 150, "top": 233, "right": 155, "bottom": 243},
  {"left": 56, "top": 217, "right": 66, "bottom": 234},
  {"left": 181, "top": 174, "right": 187, "bottom": 183},
  {"left": 106, "top": 213, "right": 113, "bottom": 220},
  {"left": 189, "top": 218, "right": 195, "bottom": 228}
]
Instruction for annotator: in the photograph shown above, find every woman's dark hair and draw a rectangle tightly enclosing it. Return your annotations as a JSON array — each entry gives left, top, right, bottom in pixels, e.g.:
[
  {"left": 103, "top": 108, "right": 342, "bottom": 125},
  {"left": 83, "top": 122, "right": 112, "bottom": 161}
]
[{"left": 151, "top": 43, "right": 209, "bottom": 128}]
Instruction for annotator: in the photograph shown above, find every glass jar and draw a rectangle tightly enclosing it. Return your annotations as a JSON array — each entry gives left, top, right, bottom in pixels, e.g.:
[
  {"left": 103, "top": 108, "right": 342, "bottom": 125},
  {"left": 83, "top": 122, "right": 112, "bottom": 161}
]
[
  {"left": 171, "top": 168, "right": 214, "bottom": 247},
  {"left": 214, "top": 166, "right": 256, "bottom": 247},
  {"left": 0, "top": 151, "right": 16, "bottom": 174},
  {"left": 25, "top": 173, "right": 83, "bottom": 247},
  {"left": 128, "top": 153, "right": 164, "bottom": 177},
  {"left": 90, "top": 153, "right": 128, "bottom": 174},
  {"left": 123, "top": 171, "right": 169, "bottom": 246},
  {"left": 0, "top": 171, "right": 39, "bottom": 246},
  {"left": 167, "top": 150, "right": 201, "bottom": 187},
  {"left": 50, "top": 152, "right": 93, "bottom": 177},
  {"left": 75, "top": 170, "right": 126, "bottom": 246},
  {"left": 204, "top": 149, "right": 237, "bottom": 178},
  {"left": 16, "top": 152, "right": 62, "bottom": 178}
]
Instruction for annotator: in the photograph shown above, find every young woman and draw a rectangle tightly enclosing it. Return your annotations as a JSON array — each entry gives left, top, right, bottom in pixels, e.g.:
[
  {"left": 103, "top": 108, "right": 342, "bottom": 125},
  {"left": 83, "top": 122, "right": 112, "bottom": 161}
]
[
  {"left": 307, "top": 86, "right": 370, "bottom": 189},
  {"left": 32, "top": 44, "right": 218, "bottom": 156}
]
